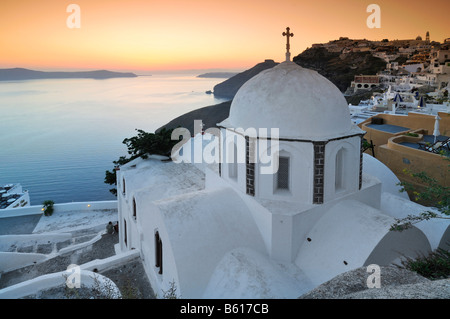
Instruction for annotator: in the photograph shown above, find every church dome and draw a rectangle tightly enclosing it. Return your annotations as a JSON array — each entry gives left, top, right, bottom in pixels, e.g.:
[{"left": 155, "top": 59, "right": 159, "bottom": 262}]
[{"left": 222, "top": 61, "right": 353, "bottom": 139}]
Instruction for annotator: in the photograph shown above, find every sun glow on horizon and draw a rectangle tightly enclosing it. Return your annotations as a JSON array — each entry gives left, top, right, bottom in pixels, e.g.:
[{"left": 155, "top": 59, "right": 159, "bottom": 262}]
[{"left": 1, "top": 0, "right": 448, "bottom": 72}]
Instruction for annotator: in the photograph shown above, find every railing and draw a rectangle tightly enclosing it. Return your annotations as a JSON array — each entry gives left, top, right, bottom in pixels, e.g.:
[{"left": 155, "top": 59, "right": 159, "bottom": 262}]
[{"left": 0, "top": 200, "right": 118, "bottom": 219}]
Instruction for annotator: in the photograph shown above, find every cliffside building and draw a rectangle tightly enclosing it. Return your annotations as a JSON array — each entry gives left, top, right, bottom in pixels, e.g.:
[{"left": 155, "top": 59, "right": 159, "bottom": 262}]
[
  {"left": 350, "top": 75, "right": 381, "bottom": 93},
  {"left": 360, "top": 112, "right": 450, "bottom": 191}
]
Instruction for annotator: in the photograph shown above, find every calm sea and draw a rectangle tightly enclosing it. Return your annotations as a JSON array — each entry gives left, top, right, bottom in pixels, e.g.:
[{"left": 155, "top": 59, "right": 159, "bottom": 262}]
[{"left": 0, "top": 73, "right": 229, "bottom": 205}]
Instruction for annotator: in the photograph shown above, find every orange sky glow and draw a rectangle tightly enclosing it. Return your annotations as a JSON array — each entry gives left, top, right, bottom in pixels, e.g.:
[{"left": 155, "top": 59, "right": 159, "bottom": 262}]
[{"left": 1, "top": 0, "right": 449, "bottom": 72}]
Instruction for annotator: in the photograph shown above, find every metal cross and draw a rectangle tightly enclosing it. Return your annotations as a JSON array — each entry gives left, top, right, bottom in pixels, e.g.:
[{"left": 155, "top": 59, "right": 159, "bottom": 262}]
[
  {"left": 282, "top": 27, "right": 294, "bottom": 53},
  {"left": 282, "top": 27, "right": 294, "bottom": 61}
]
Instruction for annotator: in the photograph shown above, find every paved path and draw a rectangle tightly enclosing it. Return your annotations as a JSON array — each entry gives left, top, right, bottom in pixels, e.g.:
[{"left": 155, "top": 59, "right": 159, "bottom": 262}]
[
  {"left": 0, "top": 214, "right": 42, "bottom": 235},
  {"left": 0, "top": 231, "right": 156, "bottom": 298}
]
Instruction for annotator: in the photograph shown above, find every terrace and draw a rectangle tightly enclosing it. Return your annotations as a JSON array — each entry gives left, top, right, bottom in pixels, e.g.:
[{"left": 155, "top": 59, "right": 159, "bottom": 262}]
[
  {"left": 373, "top": 131, "right": 450, "bottom": 190},
  {"left": 396, "top": 133, "right": 450, "bottom": 157},
  {"left": 0, "top": 184, "right": 28, "bottom": 210},
  {"left": 361, "top": 113, "right": 450, "bottom": 156},
  {"left": 365, "top": 123, "right": 410, "bottom": 134},
  {"left": 0, "top": 194, "right": 22, "bottom": 210},
  {"left": 360, "top": 112, "right": 449, "bottom": 188}
]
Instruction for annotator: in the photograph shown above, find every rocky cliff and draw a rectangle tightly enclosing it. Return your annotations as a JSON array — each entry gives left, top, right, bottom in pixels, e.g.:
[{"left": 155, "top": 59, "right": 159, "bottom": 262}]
[
  {"left": 293, "top": 47, "right": 386, "bottom": 92},
  {"left": 157, "top": 100, "right": 231, "bottom": 133},
  {"left": 212, "top": 59, "right": 279, "bottom": 99},
  {"left": 211, "top": 47, "right": 386, "bottom": 101}
]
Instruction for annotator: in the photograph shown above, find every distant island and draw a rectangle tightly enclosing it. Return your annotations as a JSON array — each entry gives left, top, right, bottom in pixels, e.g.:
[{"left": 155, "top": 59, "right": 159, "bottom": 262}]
[
  {"left": 212, "top": 59, "right": 279, "bottom": 99},
  {"left": 197, "top": 72, "right": 238, "bottom": 79},
  {"left": 0, "top": 68, "right": 138, "bottom": 81}
]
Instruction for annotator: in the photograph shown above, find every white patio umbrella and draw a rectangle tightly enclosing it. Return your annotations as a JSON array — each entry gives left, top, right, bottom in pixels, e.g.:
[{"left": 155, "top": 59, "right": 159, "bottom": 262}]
[
  {"left": 417, "top": 96, "right": 426, "bottom": 108},
  {"left": 392, "top": 93, "right": 403, "bottom": 114},
  {"left": 433, "top": 115, "right": 441, "bottom": 143}
]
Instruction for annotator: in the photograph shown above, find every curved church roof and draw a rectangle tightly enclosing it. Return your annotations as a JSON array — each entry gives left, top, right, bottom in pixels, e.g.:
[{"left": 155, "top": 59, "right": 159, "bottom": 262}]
[{"left": 220, "top": 61, "right": 357, "bottom": 140}]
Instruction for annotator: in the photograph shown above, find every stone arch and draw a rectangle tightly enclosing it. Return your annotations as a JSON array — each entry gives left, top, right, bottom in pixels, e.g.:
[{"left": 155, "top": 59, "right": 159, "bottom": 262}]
[
  {"left": 273, "top": 149, "right": 291, "bottom": 192},
  {"left": 438, "top": 226, "right": 450, "bottom": 251},
  {"left": 334, "top": 147, "right": 347, "bottom": 193},
  {"left": 257, "top": 141, "right": 313, "bottom": 202},
  {"left": 325, "top": 139, "right": 360, "bottom": 199},
  {"left": 364, "top": 226, "right": 431, "bottom": 266}
]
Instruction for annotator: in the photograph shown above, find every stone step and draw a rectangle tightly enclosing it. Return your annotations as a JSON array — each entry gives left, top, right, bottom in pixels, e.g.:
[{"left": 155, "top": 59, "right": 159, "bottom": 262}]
[{"left": 13, "top": 233, "right": 100, "bottom": 255}]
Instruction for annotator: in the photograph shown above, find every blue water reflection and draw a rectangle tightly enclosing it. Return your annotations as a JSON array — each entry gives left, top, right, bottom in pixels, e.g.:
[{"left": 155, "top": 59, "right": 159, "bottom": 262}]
[{"left": 0, "top": 75, "right": 227, "bottom": 204}]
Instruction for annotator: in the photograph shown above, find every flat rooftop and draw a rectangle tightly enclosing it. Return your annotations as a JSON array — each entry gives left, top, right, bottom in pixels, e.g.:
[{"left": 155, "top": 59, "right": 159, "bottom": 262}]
[{"left": 398, "top": 135, "right": 450, "bottom": 157}]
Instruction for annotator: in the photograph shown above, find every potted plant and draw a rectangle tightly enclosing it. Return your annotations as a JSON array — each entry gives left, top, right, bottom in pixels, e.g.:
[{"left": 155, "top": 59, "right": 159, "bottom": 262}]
[{"left": 42, "top": 200, "right": 55, "bottom": 216}]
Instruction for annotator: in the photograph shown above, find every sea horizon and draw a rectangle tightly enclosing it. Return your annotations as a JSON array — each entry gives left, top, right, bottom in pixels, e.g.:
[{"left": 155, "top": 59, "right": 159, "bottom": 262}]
[
  {"left": 0, "top": 74, "right": 229, "bottom": 205},
  {"left": 0, "top": 66, "right": 246, "bottom": 77}
]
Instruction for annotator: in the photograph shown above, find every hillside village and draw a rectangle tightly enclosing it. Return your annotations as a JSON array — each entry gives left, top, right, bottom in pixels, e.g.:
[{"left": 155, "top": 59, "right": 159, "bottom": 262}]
[
  {"left": 294, "top": 34, "right": 450, "bottom": 198},
  {"left": 309, "top": 34, "right": 450, "bottom": 98}
]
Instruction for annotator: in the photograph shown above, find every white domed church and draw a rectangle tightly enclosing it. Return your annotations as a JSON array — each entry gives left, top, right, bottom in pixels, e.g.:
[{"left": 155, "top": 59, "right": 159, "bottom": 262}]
[{"left": 115, "top": 30, "right": 448, "bottom": 298}]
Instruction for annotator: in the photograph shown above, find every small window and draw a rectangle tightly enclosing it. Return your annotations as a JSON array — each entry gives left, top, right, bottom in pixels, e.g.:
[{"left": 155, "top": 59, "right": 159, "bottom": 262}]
[
  {"left": 335, "top": 148, "right": 345, "bottom": 192},
  {"left": 123, "top": 219, "right": 127, "bottom": 247},
  {"left": 132, "top": 198, "right": 137, "bottom": 220},
  {"left": 277, "top": 156, "right": 290, "bottom": 190},
  {"left": 228, "top": 144, "right": 238, "bottom": 180},
  {"left": 122, "top": 178, "right": 126, "bottom": 195}
]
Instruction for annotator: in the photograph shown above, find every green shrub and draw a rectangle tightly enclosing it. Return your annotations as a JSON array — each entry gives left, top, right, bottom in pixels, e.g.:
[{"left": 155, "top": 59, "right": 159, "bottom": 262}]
[
  {"left": 162, "top": 280, "right": 179, "bottom": 299},
  {"left": 42, "top": 200, "right": 55, "bottom": 216},
  {"left": 104, "top": 128, "right": 179, "bottom": 196},
  {"left": 402, "top": 248, "right": 450, "bottom": 280},
  {"left": 405, "top": 132, "right": 419, "bottom": 137}
]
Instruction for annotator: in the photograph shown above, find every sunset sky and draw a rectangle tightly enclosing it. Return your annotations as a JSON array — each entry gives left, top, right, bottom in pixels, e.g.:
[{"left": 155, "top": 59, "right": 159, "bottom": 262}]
[{"left": 1, "top": 0, "right": 448, "bottom": 72}]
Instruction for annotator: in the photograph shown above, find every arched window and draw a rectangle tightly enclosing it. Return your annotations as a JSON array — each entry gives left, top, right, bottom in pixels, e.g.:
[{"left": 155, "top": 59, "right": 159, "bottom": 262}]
[
  {"left": 123, "top": 219, "right": 127, "bottom": 247},
  {"left": 277, "top": 156, "right": 290, "bottom": 190},
  {"left": 155, "top": 231, "right": 163, "bottom": 275},
  {"left": 228, "top": 143, "right": 238, "bottom": 180},
  {"left": 335, "top": 148, "right": 346, "bottom": 192}
]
